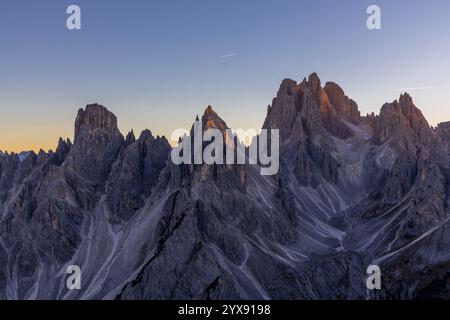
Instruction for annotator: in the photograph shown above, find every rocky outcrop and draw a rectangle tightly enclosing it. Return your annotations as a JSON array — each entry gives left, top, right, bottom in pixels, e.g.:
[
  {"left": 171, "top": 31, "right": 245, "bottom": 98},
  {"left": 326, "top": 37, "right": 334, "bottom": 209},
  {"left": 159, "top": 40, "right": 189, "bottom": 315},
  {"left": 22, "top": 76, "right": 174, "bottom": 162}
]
[
  {"left": 68, "top": 104, "right": 124, "bottom": 186},
  {"left": 51, "top": 138, "right": 72, "bottom": 166},
  {"left": 324, "top": 81, "right": 361, "bottom": 123},
  {"left": 369, "top": 93, "right": 435, "bottom": 152},
  {"left": 262, "top": 74, "right": 345, "bottom": 187},
  {"left": 106, "top": 130, "right": 170, "bottom": 222}
]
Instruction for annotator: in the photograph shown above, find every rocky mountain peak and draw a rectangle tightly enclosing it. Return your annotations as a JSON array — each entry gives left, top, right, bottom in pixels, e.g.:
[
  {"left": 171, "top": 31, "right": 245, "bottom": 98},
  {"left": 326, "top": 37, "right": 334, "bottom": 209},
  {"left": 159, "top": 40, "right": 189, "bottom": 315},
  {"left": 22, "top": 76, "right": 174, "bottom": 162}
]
[
  {"left": 74, "top": 103, "right": 120, "bottom": 142},
  {"left": 67, "top": 104, "right": 124, "bottom": 190},
  {"left": 306, "top": 72, "right": 322, "bottom": 95},
  {"left": 139, "top": 129, "right": 154, "bottom": 141},
  {"left": 201, "top": 105, "right": 228, "bottom": 133},
  {"left": 297, "top": 73, "right": 326, "bottom": 106},
  {"left": 399, "top": 92, "right": 413, "bottom": 105},
  {"left": 324, "top": 81, "right": 361, "bottom": 123},
  {"left": 299, "top": 74, "right": 336, "bottom": 109},
  {"left": 379, "top": 94, "right": 431, "bottom": 134},
  {"left": 398, "top": 94, "right": 432, "bottom": 132},
  {"left": 204, "top": 105, "right": 215, "bottom": 115},
  {"left": 56, "top": 137, "right": 72, "bottom": 151},
  {"left": 369, "top": 94, "right": 435, "bottom": 154},
  {"left": 52, "top": 137, "right": 72, "bottom": 166},
  {"left": 125, "top": 130, "right": 136, "bottom": 145},
  {"left": 436, "top": 121, "right": 450, "bottom": 139},
  {"left": 279, "top": 78, "right": 299, "bottom": 95},
  {"left": 264, "top": 73, "right": 356, "bottom": 141}
]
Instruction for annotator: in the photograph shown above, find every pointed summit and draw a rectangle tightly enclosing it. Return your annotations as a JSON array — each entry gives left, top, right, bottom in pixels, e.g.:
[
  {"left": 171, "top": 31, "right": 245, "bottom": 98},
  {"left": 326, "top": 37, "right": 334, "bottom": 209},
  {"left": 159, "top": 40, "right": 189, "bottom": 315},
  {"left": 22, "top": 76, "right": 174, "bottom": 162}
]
[
  {"left": 324, "top": 81, "right": 361, "bottom": 123},
  {"left": 125, "top": 130, "right": 136, "bottom": 145},
  {"left": 138, "top": 129, "right": 154, "bottom": 142},
  {"left": 372, "top": 93, "right": 434, "bottom": 150},
  {"left": 300, "top": 72, "right": 328, "bottom": 108},
  {"left": 307, "top": 72, "right": 321, "bottom": 94},
  {"left": 52, "top": 137, "right": 72, "bottom": 166},
  {"left": 201, "top": 105, "right": 228, "bottom": 132},
  {"left": 204, "top": 105, "right": 216, "bottom": 115},
  {"left": 399, "top": 92, "right": 414, "bottom": 109},
  {"left": 380, "top": 93, "right": 428, "bottom": 127}
]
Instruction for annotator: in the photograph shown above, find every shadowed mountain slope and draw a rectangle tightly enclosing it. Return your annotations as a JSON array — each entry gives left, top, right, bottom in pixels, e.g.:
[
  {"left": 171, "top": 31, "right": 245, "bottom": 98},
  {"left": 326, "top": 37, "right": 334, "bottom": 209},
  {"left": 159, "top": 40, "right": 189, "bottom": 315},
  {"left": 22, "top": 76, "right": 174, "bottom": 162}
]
[{"left": 1, "top": 74, "right": 450, "bottom": 299}]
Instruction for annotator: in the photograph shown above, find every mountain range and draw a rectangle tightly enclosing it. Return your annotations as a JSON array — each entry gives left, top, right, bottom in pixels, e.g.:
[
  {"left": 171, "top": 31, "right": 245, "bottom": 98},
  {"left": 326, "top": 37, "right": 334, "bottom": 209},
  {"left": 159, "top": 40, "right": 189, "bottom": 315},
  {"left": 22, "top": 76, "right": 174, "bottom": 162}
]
[{"left": 1, "top": 73, "right": 450, "bottom": 299}]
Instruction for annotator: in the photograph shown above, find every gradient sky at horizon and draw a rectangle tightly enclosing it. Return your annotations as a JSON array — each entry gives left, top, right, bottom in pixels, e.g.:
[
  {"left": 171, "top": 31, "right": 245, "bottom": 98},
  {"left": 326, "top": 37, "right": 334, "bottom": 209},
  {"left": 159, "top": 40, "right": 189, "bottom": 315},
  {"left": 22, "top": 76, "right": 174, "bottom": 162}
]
[{"left": 1, "top": 0, "right": 450, "bottom": 152}]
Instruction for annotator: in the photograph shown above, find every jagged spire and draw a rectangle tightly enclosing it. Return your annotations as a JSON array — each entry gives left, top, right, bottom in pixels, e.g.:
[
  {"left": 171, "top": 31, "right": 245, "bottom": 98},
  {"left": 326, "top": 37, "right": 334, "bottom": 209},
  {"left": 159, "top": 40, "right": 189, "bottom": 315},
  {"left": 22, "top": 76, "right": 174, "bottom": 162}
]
[
  {"left": 204, "top": 105, "right": 216, "bottom": 115},
  {"left": 125, "top": 130, "right": 136, "bottom": 145}
]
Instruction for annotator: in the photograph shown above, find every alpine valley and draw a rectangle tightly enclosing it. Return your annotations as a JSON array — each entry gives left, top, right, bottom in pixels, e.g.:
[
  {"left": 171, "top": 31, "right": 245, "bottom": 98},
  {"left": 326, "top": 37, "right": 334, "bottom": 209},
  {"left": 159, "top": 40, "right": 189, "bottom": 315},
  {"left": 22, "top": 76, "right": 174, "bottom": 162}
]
[{"left": 1, "top": 73, "right": 450, "bottom": 300}]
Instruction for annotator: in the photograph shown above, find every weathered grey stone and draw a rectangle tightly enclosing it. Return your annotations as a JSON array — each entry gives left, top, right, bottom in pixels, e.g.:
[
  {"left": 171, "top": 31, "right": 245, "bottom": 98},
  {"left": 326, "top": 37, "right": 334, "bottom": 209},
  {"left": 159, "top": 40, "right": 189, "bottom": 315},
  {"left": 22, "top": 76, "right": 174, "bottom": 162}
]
[{"left": 1, "top": 75, "right": 450, "bottom": 300}]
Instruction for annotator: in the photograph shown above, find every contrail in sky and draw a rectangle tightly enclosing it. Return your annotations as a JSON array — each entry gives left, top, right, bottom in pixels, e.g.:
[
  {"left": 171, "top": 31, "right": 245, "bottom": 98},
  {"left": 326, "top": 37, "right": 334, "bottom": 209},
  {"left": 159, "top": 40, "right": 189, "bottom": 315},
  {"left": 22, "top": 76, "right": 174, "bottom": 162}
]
[{"left": 217, "top": 53, "right": 236, "bottom": 59}]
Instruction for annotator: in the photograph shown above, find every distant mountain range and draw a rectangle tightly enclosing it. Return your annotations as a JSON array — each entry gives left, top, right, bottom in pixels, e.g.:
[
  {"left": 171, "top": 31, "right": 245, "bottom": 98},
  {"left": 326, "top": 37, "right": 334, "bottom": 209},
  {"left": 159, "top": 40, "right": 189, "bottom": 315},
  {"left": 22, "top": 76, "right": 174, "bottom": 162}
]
[{"left": 1, "top": 73, "right": 450, "bottom": 299}]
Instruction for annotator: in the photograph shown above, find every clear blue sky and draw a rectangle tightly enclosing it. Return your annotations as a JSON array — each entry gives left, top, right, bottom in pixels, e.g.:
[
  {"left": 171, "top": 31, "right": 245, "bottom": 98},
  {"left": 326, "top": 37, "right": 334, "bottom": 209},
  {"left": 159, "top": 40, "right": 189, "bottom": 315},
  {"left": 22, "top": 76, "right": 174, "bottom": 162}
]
[{"left": 1, "top": 0, "right": 450, "bottom": 151}]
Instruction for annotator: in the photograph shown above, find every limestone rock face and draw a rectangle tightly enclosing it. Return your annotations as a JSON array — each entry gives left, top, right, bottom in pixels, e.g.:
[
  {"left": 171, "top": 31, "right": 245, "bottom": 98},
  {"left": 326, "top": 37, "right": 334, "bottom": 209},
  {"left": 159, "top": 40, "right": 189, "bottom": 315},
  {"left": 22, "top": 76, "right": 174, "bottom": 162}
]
[
  {"left": 68, "top": 104, "right": 124, "bottom": 186},
  {"left": 52, "top": 138, "right": 72, "bottom": 166},
  {"left": 262, "top": 73, "right": 347, "bottom": 187},
  {"left": 201, "top": 105, "right": 229, "bottom": 133},
  {"left": 1, "top": 74, "right": 450, "bottom": 300},
  {"left": 369, "top": 93, "right": 435, "bottom": 152},
  {"left": 436, "top": 121, "right": 450, "bottom": 139},
  {"left": 324, "top": 81, "right": 360, "bottom": 123},
  {"left": 106, "top": 130, "right": 171, "bottom": 222}
]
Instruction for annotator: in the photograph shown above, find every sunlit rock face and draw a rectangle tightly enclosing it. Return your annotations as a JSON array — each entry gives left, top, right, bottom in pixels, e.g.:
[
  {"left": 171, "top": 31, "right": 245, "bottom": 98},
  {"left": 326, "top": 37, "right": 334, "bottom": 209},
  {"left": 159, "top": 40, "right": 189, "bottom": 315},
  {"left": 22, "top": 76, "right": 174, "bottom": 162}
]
[{"left": 1, "top": 74, "right": 450, "bottom": 300}]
